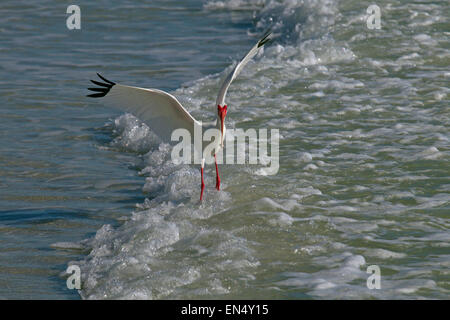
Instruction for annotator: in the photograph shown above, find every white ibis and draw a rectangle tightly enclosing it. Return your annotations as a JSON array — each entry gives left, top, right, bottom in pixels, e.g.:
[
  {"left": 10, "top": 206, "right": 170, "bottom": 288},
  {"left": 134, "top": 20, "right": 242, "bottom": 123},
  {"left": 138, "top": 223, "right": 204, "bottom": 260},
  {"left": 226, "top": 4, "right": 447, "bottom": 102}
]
[{"left": 87, "top": 32, "right": 271, "bottom": 201}]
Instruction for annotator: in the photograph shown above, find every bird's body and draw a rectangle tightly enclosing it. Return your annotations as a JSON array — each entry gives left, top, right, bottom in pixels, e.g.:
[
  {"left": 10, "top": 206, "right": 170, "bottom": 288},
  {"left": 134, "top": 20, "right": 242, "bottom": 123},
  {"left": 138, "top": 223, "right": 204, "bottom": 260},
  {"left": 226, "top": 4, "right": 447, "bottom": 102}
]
[{"left": 88, "top": 32, "right": 270, "bottom": 200}]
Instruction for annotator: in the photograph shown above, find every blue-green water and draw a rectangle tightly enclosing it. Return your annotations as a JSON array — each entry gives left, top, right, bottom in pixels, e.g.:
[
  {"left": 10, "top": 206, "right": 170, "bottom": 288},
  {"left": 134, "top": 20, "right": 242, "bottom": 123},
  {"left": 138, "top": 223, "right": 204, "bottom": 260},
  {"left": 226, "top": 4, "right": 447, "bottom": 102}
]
[{"left": 0, "top": 0, "right": 448, "bottom": 299}]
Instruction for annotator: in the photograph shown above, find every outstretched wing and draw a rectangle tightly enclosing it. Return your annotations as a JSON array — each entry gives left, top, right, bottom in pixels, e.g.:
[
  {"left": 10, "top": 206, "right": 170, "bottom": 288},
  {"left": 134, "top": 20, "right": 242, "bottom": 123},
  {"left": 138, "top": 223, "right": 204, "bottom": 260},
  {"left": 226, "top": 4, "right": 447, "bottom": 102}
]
[
  {"left": 216, "top": 32, "right": 271, "bottom": 107},
  {"left": 88, "top": 73, "right": 199, "bottom": 144}
]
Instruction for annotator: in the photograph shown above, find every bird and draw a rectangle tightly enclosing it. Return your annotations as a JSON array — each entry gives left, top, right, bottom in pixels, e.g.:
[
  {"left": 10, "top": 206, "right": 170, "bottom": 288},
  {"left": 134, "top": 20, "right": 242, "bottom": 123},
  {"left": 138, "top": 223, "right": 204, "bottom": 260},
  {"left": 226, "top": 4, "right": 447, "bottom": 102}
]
[{"left": 87, "top": 32, "right": 271, "bottom": 201}]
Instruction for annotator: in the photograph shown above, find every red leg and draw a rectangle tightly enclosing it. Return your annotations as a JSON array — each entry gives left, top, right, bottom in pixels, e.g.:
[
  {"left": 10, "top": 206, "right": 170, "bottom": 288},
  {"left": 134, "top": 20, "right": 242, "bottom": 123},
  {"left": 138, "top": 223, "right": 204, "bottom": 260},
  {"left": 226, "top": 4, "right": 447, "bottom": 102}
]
[
  {"left": 214, "top": 154, "right": 220, "bottom": 191},
  {"left": 200, "top": 159, "right": 205, "bottom": 201}
]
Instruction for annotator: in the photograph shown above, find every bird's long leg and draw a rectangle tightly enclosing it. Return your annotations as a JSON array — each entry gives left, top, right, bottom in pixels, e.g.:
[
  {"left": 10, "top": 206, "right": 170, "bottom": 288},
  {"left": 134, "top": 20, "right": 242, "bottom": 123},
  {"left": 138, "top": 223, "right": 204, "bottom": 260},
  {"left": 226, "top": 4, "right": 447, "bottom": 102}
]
[
  {"left": 214, "top": 154, "right": 220, "bottom": 191},
  {"left": 200, "top": 158, "right": 205, "bottom": 201}
]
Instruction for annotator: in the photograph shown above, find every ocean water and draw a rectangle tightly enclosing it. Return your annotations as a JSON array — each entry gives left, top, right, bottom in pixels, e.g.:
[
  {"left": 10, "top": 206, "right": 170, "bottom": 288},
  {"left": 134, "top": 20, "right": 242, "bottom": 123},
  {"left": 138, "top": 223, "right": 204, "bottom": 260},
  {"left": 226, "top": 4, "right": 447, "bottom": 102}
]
[{"left": 0, "top": 0, "right": 448, "bottom": 299}]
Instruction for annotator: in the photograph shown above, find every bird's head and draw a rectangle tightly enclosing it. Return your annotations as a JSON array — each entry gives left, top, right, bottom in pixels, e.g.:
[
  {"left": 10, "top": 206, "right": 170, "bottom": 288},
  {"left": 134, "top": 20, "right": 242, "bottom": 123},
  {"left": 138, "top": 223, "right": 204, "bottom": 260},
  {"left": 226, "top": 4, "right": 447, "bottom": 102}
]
[{"left": 218, "top": 104, "right": 227, "bottom": 147}]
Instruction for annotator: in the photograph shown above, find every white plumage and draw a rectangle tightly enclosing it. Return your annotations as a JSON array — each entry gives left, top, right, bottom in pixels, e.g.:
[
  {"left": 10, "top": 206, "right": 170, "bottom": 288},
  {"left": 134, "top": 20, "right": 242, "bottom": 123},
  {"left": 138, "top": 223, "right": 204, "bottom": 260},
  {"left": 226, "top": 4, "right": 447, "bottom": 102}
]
[{"left": 104, "top": 85, "right": 199, "bottom": 143}]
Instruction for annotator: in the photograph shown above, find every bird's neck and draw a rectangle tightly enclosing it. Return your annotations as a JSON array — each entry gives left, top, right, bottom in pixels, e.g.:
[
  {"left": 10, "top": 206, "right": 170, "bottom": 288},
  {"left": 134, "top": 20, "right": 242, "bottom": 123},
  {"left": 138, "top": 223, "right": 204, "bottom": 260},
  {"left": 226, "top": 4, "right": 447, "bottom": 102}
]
[
  {"left": 215, "top": 116, "right": 226, "bottom": 131},
  {"left": 215, "top": 116, "right": 226, "bottom": 148}
]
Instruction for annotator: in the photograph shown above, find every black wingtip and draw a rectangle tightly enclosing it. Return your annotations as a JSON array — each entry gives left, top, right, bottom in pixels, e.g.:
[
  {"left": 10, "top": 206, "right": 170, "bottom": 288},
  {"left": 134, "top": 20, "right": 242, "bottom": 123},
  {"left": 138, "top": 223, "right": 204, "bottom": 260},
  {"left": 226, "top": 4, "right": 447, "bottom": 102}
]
[
  {"left": 258, "top": 30, "right": 272, "bottom": 48},
  {"left": 96, "top": 73, "right": 116, "bottom": 86},
  {"left": 87, "top": 73, "right": 116, "bottom": 98},
  {"left": 87, "top": 93, "right": 107, "bottom": 98}
]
